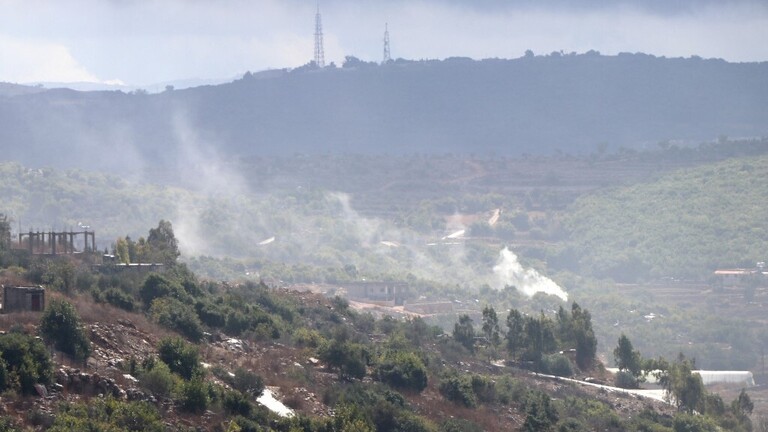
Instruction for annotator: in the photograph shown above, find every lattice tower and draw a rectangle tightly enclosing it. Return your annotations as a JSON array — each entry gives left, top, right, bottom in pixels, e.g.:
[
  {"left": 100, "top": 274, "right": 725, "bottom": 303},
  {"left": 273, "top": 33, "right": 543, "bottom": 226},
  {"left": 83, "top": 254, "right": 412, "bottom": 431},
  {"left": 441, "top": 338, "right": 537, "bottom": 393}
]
[
  {"left": 383, "top": 23, "right": 391, "bottom": 64},
  {"left": 314, "top": 4, "right": 325, "bottom": 67}
]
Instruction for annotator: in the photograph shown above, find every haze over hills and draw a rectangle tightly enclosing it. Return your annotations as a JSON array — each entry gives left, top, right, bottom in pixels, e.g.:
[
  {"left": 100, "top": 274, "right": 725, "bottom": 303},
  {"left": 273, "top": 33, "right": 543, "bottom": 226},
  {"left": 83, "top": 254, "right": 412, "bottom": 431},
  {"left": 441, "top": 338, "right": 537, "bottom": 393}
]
[{"left": 1, "top": 52, "right": 767, "bottom": 177}]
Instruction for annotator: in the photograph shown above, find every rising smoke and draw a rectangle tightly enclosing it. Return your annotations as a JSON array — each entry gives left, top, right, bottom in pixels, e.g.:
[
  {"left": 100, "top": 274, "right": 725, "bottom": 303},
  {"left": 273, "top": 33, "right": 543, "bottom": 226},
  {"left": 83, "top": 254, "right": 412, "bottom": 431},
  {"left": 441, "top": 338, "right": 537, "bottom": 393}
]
[{"left": 492, "top": 247, "right": 568, "bottom": 301}]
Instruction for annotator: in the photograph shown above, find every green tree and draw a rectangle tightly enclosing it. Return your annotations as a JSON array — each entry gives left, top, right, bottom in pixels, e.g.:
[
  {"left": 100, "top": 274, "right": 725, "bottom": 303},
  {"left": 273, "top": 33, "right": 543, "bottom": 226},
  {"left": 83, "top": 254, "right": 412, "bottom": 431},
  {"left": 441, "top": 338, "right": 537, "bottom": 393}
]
[
  {"left": 613, "top": 334, "right": 643, "bottom": 387},
  {"left": 568, "top": 303, "right": 597, "bottom": 370},
  {"left": 481, "top": 305, "right": 501, "bottom": 348},
  {"left": 657, "top": 354, "right": 706, "bottom": 413},
  {"left": 453, "top": 314, "right": 476, "bottom": 353},
  {"left": 39, "top": 299, "right": 91, "bottom": 361},
  {"left": 147, "top": 220, "right": 180, "bottom": 265},
  {"left": 522, "top": 313, "right": 557, "bottom": 370},
  {"left": 114, "top": 237, "right": 130, "bottom": 264},
  {"left": 732, "top": 388, "right": 753, "bottom": 417},
  {"left": 0, "top": 213, "right": 10, "bottom": 251},
  {"left": 506, "top": 309, "right": 525, "bottom": 359}
]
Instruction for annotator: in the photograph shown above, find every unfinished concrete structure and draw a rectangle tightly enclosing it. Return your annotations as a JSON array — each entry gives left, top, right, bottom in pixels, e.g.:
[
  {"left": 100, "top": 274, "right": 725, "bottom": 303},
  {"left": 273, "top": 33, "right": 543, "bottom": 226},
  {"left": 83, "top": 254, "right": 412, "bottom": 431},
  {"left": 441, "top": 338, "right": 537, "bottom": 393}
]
[
  {"left": 2, "top": 285, "right": 45, "bottom": 313},
  {"left": 341, "top": 281, "right": 406, "bottom": 306},
  {"left": 18, "top": 230, "right": 95, "bottom": 255}
]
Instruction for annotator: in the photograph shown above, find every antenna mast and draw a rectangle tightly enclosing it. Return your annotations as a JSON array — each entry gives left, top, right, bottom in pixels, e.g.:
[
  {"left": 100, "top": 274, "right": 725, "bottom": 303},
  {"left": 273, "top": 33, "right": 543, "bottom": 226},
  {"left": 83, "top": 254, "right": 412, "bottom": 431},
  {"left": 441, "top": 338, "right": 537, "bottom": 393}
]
[
  {"left": 382, "top": 23, "right": 391, "bottom": 64},
  {"left": 314, "top": 4, "right": 325, "bottom": 68}
]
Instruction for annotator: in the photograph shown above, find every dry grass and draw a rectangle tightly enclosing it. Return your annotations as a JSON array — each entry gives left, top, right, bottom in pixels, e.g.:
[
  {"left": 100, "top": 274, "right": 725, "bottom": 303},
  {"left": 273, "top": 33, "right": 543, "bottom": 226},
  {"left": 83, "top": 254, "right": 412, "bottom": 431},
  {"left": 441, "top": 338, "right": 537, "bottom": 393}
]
[
  {"left": 0, "top": 311, "right": 41, "bottom": 333},
  {"left": 58, "top": 291, "right": 172, "bottom": 341}
]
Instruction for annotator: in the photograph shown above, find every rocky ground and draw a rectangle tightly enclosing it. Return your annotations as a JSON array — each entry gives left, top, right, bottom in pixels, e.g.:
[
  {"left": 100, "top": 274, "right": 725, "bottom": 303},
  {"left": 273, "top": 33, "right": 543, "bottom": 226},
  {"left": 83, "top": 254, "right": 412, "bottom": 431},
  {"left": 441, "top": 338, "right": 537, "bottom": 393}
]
[{"left": 0, "top": 292, "right": 693, "bottom": 431}]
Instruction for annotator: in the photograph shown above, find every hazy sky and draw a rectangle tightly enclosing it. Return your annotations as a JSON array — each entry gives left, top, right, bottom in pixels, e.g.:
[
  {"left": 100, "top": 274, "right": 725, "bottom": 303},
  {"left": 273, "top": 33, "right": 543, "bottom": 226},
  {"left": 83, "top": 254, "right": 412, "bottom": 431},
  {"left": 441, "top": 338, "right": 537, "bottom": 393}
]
[{"left": 0, "top": 0, "right": 766, "bottom": 85}]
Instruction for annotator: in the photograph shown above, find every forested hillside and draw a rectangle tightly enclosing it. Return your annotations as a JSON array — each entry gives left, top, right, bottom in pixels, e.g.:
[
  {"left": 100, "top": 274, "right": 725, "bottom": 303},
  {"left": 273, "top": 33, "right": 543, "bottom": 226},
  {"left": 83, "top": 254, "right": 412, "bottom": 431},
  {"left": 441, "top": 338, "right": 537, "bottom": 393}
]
[
  {"left": 564, "top": 156, "right": 768, "bottom": 281},
  {"left": 2, "top": 53, "right": 767, "bottom": 176}
]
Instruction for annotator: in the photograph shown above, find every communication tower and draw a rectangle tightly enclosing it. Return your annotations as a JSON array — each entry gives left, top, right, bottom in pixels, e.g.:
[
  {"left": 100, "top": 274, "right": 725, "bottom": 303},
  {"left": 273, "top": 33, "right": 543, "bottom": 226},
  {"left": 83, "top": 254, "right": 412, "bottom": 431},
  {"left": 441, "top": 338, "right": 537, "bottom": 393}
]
[
  {"left": 314, "top": 4, "right": 325, "bottom": 67},
  {"left": 382, "top": 23, "right": 391, "bottom": 64}
]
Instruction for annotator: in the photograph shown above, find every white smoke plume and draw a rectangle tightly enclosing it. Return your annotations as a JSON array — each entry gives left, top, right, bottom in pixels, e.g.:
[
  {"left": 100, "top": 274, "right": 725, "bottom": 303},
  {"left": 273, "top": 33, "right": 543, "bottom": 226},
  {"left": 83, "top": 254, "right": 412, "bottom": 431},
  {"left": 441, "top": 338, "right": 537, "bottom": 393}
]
[{"left": 492, "top": 247, "right": 568, "bottom": 301}]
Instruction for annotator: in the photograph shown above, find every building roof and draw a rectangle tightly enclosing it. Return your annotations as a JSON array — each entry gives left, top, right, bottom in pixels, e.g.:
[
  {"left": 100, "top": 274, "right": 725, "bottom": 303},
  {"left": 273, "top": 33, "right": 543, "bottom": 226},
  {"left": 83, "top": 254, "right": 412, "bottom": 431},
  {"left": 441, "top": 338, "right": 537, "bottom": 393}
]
[{"left": 713, "top": 269, "right": 755, "bottom": 275}]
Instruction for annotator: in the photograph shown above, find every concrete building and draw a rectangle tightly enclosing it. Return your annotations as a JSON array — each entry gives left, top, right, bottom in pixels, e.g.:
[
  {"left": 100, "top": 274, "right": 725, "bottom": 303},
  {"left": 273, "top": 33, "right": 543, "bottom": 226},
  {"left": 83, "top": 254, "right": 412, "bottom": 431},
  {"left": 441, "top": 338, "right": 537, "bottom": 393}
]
[
  {"left": 2, "top": 285, "right": 45, "bottom": 313},
  {"left": 341, "top": 281, "right": 406, "bottom": 305}
]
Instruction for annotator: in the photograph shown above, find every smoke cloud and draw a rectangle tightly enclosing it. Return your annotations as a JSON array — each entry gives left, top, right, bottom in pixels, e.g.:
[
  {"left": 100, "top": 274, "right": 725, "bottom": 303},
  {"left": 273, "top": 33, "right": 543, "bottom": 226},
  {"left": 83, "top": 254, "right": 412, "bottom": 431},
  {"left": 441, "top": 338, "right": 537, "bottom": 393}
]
[{"left": 492, "top": 247, "right": 568, "bottom": 301}]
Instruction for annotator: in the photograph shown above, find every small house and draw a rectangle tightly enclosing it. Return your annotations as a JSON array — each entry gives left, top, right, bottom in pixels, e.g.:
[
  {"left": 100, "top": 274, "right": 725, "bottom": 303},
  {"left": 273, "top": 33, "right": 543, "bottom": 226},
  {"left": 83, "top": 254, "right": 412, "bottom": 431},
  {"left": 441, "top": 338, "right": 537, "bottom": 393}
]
[{"left": 2, "top": 285, "right": 45, "bottom": 313}]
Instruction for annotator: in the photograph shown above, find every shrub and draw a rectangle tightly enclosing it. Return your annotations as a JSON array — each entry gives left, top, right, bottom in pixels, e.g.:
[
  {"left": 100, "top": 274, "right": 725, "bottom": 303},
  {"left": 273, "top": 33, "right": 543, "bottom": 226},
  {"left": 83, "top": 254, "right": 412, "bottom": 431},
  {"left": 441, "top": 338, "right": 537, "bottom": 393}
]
[
  {"left": 545, "top": 354, "right": 574, "bottom": 377},
  {"left": 225, "top": 310, "right": 250, "bottom": 336},
  {"left": 139, "top": 273, "right": 188, "bottom": 307},
  {"left": 157, "top": 336, "right": 202, "bottom": 380},
  {"left": 180, "top": 378, "right": 209, "bottom": 413},
  {"left": 103, "top": 287, "right": 136, "bottom": 312},
  {"left": 614, "top": 370, "right": 639, "bottom": 389},
  {"left": 523, "top": 390, "right": 558, "bottom": 432},
  {"left": 223, "top": 390, "right": 253, "bottom": 417},
  {"left": 439, "top": 374, "right": 477, "bottom": 408},
  {"left": 232, "top": 367, "right": 264, "bottom": 396},
  {"left": 672, "top": 413, "right": 719, "bottom": 432},
  {"left": 375, "top": 351, "right": 428, "bottom": 392},
  {"left": 496, "top": 375, "right": 527, "bottom": 405},
  {"left": 0, "top": 332, "right": 53, "bottom": 395},
  {"left": 470, "top": 374, "right": 496, "bottom": 404},
  {"left": 293, "top": 327, "right": 326, "bottom": 348},
  {"left": 48, "top": 397, "right": 163, "bottom": 432},
  {"left": 441, "top": 418, "right": 483, "bottom": 432},
  {"left": 558, "top": 418, "right": 587, "bottom": 431},
  {"left": 150, "top": 297, "right": 204, "bottom": 342},
  {"left": 0, "top": 357, "right": 7, "bottom": 392},
  {"left": 195, "top": 300, "right": 227, "bottom": 328},
  {"left": 0, "top": 417, "right": 20, "bottom": 432},
  {"left": 39, "top": 299, "right": 91, "bottom": 361},
  {"left": 139, "top": 361, "right": 178, "bottom": 398},
  {"left": 318, "top": 339, "right": 369, "bottom": 380}
]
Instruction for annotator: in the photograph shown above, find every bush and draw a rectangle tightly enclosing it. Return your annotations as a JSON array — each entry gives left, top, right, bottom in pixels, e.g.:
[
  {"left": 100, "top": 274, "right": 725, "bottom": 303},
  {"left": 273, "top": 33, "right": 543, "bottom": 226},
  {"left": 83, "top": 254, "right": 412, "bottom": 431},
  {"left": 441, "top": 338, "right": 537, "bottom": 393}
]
[
  {"left": 180, "top": 378, "right": 209, "bottom": 413},
  {"left": 225, "top": 310, "right": 250, "bottom": 336},
  {"left": 223, "top": 390, "right": 253, "bottom": 417},
  {"left": 375, "top": 351, "right": 428, "bottom": 392},
  {"left": 672, "top": 413, "right": 719, "bottom": 432},
  {"left": 0, "top": 417, "right": 20, "bottom": 432},
  {"left": 157, "top": 336, "right": 202, "bottom": 380},
  {"left": 139, "top": 273, "right": 188, "bottom": 307},
  {"left": 39, "top": 299, "right": 91, "bottom": 361},
  {"left": 0, "top": 332, "right": 53, "bottom": 394},
  {"left": 523, "top": 390, "right": 558, "bottom": 432},
  {"left": 318, "top": 339, "right": 369, "bottom": 380},
  {"left": 149, "top": 298, "right": 204, "bottom": 342},
  {"left": 139, "top": 361, "right": 178, "bottom": 398},
  {"left": 470, "top": 374, "right": 496, "bottom": 404},
  {"left": 441, "top": 418, "right": 484, "bottom": 432},
  {"left": 48, "top": 397, "right": 164, "bottom": 432},
  {"left": 293, "top": 327, "right": 326, "bottom": 348},
  {"left": 195, "top": 300, "right": 227, "bottom": 328},
  {"left": 232, "top": 367, "right": 264, "bottom": 396},
  {"left": 103, "top": 287, "right": 136, "bottom": 312},
  {"left": 544, "top": 354, "right": 574, "bottom": 377},
  {"left": 439, "top": 374, "right": 477, "bottom": 408},
  {"left": 614, "top": 370, "right": 640, "bottom": 389},
  {"left": 0, "top": 357, "right": 7, "bottom": 392}
]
